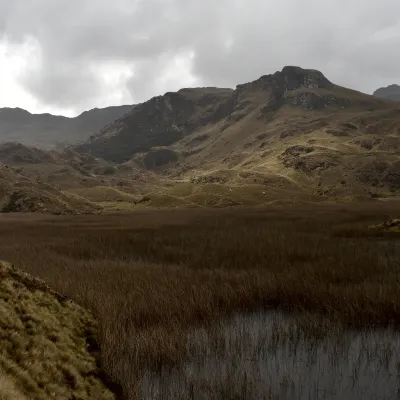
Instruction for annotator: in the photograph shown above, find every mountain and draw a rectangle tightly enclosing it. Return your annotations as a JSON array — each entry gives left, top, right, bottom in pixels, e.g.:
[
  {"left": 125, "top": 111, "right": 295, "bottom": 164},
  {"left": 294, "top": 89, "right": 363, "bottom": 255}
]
[
  {"left": 72, "top": 66, "right": 400, "bottom": 203},
  {"left": 0, "top": 105, "right": 134, "bottom": 149},
  {"left": 2, "top": 66, "right": 400, "bottom": 212},
  {"left": 373, "top": 84, "right": 400, "bottom": 101},
  {"left": 76, "top": 87, "right": 234, "bottom": 162}
]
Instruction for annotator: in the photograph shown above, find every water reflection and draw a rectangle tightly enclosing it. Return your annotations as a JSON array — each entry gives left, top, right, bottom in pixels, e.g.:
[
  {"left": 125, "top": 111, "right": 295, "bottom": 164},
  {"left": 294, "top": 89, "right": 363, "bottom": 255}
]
[{"left": 141, "top": 312, "right": 400, "bottom": 399}]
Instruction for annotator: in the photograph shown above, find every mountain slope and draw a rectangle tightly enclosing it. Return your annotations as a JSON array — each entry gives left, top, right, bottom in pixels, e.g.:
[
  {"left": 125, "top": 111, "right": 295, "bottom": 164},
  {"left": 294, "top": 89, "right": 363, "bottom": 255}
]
[
  {"left": 0, "top": 160, "right": 97, "bottom": 214},
  {"left": 0, "top": 105, "right": 133, "bottom": 149},
  {"left": 373, "top": 84, "right": 400, "bottom": 101},
  {"left": 73, "top": 66, "right": 400, "bottom": 201},
  {"left": 0, "top": 142, "right": 166, "bottom": 213},
  {"left": 75, "top": 87, "right": 233, "bottom": 163}
]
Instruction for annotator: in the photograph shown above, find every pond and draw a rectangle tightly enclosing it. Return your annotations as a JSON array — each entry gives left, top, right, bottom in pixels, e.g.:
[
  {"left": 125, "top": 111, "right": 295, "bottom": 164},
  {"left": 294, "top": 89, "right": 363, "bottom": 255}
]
[{"left": 141, "top": 311, "right": 400, "bottom": 399}]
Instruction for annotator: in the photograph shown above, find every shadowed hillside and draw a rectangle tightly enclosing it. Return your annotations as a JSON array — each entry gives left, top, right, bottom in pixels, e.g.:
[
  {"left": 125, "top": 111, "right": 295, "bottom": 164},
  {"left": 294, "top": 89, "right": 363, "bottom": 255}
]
[
  {"left": 0, "top": 159, "right": 98, "bottom": 214},
  {"left": 75, "top": 87, "right": 234, "bottom": 162},
  {"left": 374, "top": 84, "right": 400, "bottom": 101},
  {"left": 0, "top": 105, "right": 133, "bottom": 149}
]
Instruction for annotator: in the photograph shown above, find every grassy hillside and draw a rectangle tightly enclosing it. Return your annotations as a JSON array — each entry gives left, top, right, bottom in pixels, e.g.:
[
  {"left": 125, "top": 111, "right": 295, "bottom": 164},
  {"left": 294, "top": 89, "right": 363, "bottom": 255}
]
[
  {"left": 69, "top": 66, "right": 400, "bottom": 203},
  {"left": 0, "top": 160, "right": 99, "bottom": 214},
  {"left": 1, "top": 67, "right": 400, "bottom": 212}
]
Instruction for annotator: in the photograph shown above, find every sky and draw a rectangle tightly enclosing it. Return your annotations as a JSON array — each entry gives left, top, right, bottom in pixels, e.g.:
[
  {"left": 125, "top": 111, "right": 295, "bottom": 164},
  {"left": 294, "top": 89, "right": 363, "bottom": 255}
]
[{"left": 1, "top": 0, "right": 400, "bottom": 117}]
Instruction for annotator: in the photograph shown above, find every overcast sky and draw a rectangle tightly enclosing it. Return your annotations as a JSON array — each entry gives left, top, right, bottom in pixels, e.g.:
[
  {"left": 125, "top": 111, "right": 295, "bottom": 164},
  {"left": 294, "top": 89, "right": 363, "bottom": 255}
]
[{"left": 1, "top": 0, "right": 400, "bottom": 117}]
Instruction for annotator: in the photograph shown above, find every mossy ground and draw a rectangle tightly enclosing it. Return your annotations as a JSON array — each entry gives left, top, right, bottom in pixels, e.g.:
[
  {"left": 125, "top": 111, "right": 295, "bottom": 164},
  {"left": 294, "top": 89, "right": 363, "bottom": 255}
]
[{"left": 0, "top": 261, "right": 116, "bottom": 400}]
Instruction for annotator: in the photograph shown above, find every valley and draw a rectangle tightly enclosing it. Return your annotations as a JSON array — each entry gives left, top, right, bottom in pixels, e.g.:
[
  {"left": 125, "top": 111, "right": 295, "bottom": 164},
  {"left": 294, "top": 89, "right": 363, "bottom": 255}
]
[{"left": 1, "top": 65, "right": 400, "bottom": 400}]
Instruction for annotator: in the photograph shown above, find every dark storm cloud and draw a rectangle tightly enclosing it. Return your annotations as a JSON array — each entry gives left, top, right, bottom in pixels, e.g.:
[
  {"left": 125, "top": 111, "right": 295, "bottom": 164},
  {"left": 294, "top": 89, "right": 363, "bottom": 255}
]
[{"left": 1, "top": 0, "right": 400, "bottom": 113}]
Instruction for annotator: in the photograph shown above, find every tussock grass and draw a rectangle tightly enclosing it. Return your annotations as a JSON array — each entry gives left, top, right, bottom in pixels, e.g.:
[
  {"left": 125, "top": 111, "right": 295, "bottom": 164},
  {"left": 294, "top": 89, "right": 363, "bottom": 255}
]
[
  {"left": 0, "top": 202, "right": 399, "bottom": 398},
  {"left": 0, "top": 261, "right": 116, "bottom": 400},
  {"left": 0, "top": 372, "right": 27, "bottom": 400}
]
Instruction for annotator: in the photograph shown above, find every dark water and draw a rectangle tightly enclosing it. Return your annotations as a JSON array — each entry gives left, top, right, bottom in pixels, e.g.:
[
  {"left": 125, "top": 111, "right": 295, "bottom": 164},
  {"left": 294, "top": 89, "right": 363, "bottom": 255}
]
[{"left": 141, "top": 312, "right": 400, "bottom": 400}]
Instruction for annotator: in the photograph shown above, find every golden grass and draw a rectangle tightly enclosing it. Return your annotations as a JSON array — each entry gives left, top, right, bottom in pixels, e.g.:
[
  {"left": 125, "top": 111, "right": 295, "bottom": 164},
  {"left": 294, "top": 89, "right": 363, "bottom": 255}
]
[
  {"left": 0, "top": 202, "right": 399, "bottom": 398},
  {"left": 370, "top": 218, "right": 400, "bottom": 233},
  {"left": 69, "top": 186, "right": 141, "bottom": 203},
  {"left": 0, "top": 372, "right": 27, "bottom": 400},
  {"left": 0, "top": 261, "right": 116, "bottom": 400}
]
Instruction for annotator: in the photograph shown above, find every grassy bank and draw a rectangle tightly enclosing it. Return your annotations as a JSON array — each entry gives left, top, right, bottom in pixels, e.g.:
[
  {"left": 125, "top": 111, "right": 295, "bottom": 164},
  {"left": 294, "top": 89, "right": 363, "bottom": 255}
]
[{"left": 0, "top": 261, "right": 116, "bottom": 400}]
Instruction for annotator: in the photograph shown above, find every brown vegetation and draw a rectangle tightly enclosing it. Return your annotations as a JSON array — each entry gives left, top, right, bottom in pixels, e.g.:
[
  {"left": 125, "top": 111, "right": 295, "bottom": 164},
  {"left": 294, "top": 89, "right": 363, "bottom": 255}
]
[
  {"left": 0, "top": 261, "right": 116, "bottom": 400},
  {"left": 0, "top": 202, "right": 399, "bottom": 398}
]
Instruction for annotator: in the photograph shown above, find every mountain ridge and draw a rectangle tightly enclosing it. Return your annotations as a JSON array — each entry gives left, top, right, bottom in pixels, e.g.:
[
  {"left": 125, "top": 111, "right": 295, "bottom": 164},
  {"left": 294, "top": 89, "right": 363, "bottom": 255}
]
[
  {"left": 1, "top": 66, "right": 400, "bottom": 211},
  {"left": 71, "top": 66, "right": 400, "bottom": 203},
  {"left": 74, "top": 66, "right": 396, "bottom": 163},
  {"left": 0, "top": 104, "right": 134, "bottom": 149}
]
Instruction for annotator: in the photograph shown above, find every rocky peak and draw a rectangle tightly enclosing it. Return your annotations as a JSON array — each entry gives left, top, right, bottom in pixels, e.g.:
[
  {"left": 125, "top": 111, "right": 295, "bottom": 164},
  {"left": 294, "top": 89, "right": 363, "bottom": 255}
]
[
  {"left": 279, "top": 66, "right": 332, "bottom": 90},
  {"left": 233, "top": 66, "right": 336, "bottom": 112},
  {"left": 237, "top": 66, "right": 332, "bottom": 93},
  {"left": 373, "top": 84, "right": 400, "bottom": 101}
]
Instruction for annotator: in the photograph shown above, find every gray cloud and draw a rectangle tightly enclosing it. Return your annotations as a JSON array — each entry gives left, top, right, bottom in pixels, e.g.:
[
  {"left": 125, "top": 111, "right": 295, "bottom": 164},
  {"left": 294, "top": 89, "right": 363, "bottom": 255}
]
[{"left": 1, "top": 0, "right": 400, "bottom": 114}]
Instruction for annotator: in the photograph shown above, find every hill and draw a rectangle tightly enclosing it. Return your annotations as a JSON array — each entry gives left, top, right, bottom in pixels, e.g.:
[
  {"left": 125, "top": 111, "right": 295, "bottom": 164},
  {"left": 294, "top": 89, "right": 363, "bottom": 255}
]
[
  {"left": 73, "top": 66, "right": 400, "bottom": 203},
  {"left": 0, "top": 158, "right": 98, "bottom": 214},
  {"left": 0, "top": 260, "right": 117, "bottom": 400},
  {"left": 0, "top": 142, "right": 167, "bottom": 213},
  {"left": 0, "top": 105, "right": 133, "bottom": 149},
  {"left": 373, "top": 84, "right": 400, "bottom": 101}
]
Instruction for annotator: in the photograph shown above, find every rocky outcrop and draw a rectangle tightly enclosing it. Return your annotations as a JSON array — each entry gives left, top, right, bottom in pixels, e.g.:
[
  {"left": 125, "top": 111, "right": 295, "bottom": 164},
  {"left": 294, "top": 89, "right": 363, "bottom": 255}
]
[
  {"left": 371, "top": 218, "right": 400, "bottom": 232},
  {"left": 236, "top": 66, "right": 333, "bottom": 93},
  {"left": 356, "top": 160, "right": 400, "bottom": 190}
]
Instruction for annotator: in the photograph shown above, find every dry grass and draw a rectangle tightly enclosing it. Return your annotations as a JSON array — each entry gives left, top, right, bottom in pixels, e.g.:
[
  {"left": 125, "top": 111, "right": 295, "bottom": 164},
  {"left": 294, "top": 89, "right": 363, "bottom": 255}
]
[
  {"left": 0, "top": 202, "right": 399, "bottom": 399},
  {"left": 68, "top": 187, "right": 141, "bottom": 203},
  {"left": 370, "top": 217, "right": 400, "bottom": 233},
  {"left": 0, "top": 261, "right": 116, "bottom": 400},
  {"left": 0, "top": 372, "right": 27, "bottom": 400}
]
